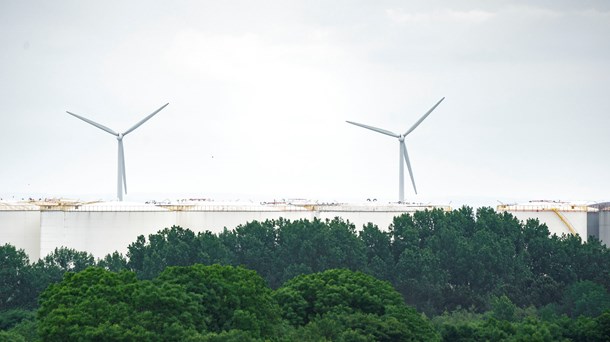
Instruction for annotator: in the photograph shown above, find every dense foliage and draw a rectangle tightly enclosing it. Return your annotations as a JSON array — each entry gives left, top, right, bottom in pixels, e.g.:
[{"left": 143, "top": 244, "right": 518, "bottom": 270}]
[
  {"left": 34, "top": 266, "right": 436, "bottom": 341},
  {"left": 275, "top": 269, "right": 440, "bottom": 341},
  {"left": 2, "top": 206, "right": 610, "bottom": 340},
  {"left": 122, "top": 209, "right": 610, "bottom": 316},
  {"left": 36, "top": 265, "right": 286, "bottom": 341}
]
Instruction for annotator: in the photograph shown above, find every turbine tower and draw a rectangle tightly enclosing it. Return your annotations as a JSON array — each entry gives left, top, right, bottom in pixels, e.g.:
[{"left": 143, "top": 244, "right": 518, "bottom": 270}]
[
  {"left": 66, "top": 103, "right": 169, "bottom": 201},
  {"left": 346, "top": 97, "right": 444, "bottom": 203}
]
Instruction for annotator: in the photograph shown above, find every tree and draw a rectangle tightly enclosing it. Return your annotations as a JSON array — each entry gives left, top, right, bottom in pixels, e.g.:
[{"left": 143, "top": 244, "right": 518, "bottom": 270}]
[
  {"left": 562, "top": 280, "right": 610, "bottom": 318},
  {"left": 275, "top": 218, "right": 367, "bottom": 286},
  {"left": 97, "top": 251, "right": 128, "bottom": 272},
  {"left": 0, "top": 244, "right": 32, "bottom": 310},
  {"left": 219, "top": 220, "right": 279, "bottom": 286},
  {"left": 156, "top": 264, "right": 282, "bottom": 339},
  {"left": 359, "top": 223, "right": 393, "bottom": 281},
  {"left": 274, "top": 269, "right": 440, "bottom": 341},
  {"left": 490, "top": 295, "right": 517, "bottom": 322},
  {"left": 37, "top": 267, "right": 205, "bottom": 341},
  {"left": 198, "top": 230, "right": 234, "bottom": 266},
  {"left": 0, "top": 309, "right": 34, "bottom": 331},
  {"left": 126, "top": 226, "right": 205, "bottom": 279}
]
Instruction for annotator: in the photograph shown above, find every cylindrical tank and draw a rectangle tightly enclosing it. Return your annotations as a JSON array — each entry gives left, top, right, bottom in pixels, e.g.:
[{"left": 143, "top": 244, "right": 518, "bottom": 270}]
[
  {"left": 40, "top": 202, "right": 175, "bottom": 259},
  {"left": 0, "top": 204, "right": 41, "bottom": 260},
  {"left": 599, "top": 209, "right": 610, "bottom": 246},
  {"left": 588, "top": 211, "right": 600, "bottom": 240},
  {"left": 497, "top": 201, "right": 592, "bottom": 241},
  {"left": 1, "top": 199, "right": 452, "bottom": 260}
]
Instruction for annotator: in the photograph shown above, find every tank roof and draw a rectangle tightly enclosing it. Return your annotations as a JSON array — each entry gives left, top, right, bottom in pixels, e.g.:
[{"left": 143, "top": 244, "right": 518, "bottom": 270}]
[{"left": 498, "top": 200, "right": 598, "bottom": 212}]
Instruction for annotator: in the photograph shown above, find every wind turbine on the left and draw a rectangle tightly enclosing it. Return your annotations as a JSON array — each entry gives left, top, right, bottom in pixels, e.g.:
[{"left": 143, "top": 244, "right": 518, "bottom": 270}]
[{"left": 66, "top": 103, "right": 169, "bottom": 201}]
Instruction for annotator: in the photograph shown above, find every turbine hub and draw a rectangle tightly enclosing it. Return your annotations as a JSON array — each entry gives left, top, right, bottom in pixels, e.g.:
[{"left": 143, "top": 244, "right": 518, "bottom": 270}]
[
  {"left": 398, "top": 135, "right": 405, "bottom": 142},
  {"left": 117, "top": 133, "right": 123, "bottom": 141}
]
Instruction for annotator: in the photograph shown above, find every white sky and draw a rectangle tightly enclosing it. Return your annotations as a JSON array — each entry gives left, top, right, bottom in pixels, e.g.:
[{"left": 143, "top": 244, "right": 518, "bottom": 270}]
[{"left": 1, "top": 0, "right": 609, "bottom": 207}]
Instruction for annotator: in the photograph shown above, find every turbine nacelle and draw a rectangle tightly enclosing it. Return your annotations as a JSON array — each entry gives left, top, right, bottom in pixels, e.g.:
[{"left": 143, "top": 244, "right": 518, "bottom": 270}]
[
  {"left": 66, "top": 103, "right": 169, "bottom": 201},
  {"left": 346, "top": 97, "right": 445, "bottom": 202}
]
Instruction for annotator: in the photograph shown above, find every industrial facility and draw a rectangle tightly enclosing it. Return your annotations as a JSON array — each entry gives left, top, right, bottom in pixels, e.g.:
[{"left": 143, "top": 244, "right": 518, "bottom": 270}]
[
  {"left": 497, "top": 200, "right": 610, "bottom": 243},
  {"left": 0, "top": 198, "right": 449, "bottom": 260},
  {"left": 4, "top": 198, "right": 609, "bottom": 261}
]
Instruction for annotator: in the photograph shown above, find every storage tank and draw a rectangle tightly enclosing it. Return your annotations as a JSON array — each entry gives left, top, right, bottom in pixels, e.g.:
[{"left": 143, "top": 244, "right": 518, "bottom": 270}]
[
  {"left": 165, "top": 200, "right": 452, "bottom": 233},
  {"left": 39, "top": 201, "right": 175, "bottom": 259},
  {"left": 167, "top": 201, "right": 313, "bottom": 233},
  {"left": 497, "top": 201, "right": 594, "bottom": 241},
  {"left": 597, "top": 203, "right": 610, "bottom": 245},
  {"left": 0, "top": 198, "right": 453, "bottom": 260},
  {"left": 312, "top": 202, "right": 452, "bottom": 230},
  {"left": 0, "top": 201, "right": 41, "bottom": 260}
]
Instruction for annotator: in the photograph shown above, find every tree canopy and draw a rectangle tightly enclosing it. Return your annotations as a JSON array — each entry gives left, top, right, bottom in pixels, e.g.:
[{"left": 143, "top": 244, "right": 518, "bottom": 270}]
[
  {"left": 274, "top": 268, "right": 440, "bottom": 341},
  {"left": 34, "top": 266, "right": 438, "bottom": 341},
  {"left": 3, "top": 206, "right": 610, "bottom": 340}
]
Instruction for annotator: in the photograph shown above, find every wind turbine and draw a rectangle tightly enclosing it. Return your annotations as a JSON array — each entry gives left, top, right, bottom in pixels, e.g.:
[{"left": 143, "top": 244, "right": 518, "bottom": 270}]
[
  {"left": 346, "top": 97, "right": 444, "bottom": 203},
  {"left": 66, "top": 103, "right": 169, "bottom": 201}
]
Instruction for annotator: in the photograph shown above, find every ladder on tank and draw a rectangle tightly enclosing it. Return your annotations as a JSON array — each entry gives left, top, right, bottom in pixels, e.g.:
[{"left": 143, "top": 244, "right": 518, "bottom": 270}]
[{"left": 551, "top": 208, "right": 578, "bottom": 236}]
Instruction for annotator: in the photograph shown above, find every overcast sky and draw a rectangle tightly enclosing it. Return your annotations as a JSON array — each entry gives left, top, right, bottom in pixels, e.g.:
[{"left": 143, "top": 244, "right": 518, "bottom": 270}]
[{"left": 1, "top": 0, "right": 609, "bottom": 207}]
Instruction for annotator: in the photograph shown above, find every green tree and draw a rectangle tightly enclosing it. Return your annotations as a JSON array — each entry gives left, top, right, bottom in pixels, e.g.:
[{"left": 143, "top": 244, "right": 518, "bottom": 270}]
[
  {"left": 198, "top": 230, "right": 235, "bottom": 265},
  {"left": 274, "top": 269, "right": 440, "bottom": 341},
  {"left": 3, "top": 318, "right": 37, "bottom": 342},
  {"left": 490, "top": 295, "right": 517, "bottom": 322},
  {"left": 126, "top": 226, "right": 204, "bottom": 279},
  {"left": 32, "top": 247, "right": 95, "bottom": 284},
  {"left": 0, "top": 309, "right": 34, "bottom": 330},
  {"left": 156, "top": 264, "right": 282, "bottom": 338},
  {"left": 359, "top": 223, "right": 393, "bottom": 281},
  {"left": 37, "top": 267, "right": 205, "bottom": 341},
  {"left": 97, "top": 251, "right": 128, "bottom": 272},
  {"left": 219, "top": 220, "right": 279, "bottom": 286},
  {"left": 275, "top": 218, "right": 367, "bottom": 286},
  {"left": 0, "top": 244, "right": 32, "bottom": 310},
  {"left": 562, "top": 280, "right": 610, "bottom": 318}
]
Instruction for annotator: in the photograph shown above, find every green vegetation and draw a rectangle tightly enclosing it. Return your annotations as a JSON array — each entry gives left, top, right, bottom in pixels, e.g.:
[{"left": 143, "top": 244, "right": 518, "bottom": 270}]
[
  {"left": 2, "top": 207, "right": 610, "bottom": 340},
  {"left": 275, "top": 269, "right": 440, "bottom": 341},
  {"left": 32, "top": 266, "right": 437, "bottom": 341}
]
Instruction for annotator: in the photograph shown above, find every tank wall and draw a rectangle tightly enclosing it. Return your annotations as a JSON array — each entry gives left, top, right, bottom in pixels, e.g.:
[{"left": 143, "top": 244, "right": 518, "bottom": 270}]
[
  {"left": 561, "top": 211, "right": 588, "bottom": 239},
  {"left": 176, "top": 211, "right": 314, "bottom": 234},
  {"left": 504, "top": 210, "right": 589, "bottom": 240},
  {"left": 599, "top": 211, "right": 610, "bottom": 246},
  {"left": 9, "top": 207, "right": 442, "bottom": 260},
  {"left": 0, "top": 211, "right": 41, "bottom": 260},
  {"left": 178, "top": 209, "right": 423, "bottom": 234},
  {"left": 588, "top": 212, "right": 600, "bottom": 240},
  {"left": 317, "top": 211, "right": 416, "bottom": 231},
  {"left": 40, "top": 211, "right": 175, "bottom": 259}
]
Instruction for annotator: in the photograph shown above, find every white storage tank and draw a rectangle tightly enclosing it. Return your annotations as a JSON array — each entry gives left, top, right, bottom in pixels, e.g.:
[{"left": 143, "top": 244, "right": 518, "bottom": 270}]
[
  {"left": 497, "top": 201, "right": 595, "bottom": 241},
  {"left": 597, "top": 203, "right": 610, "bottom": 246},
  {"left": 0, "top": 198, "right": 453, "bottom": 260},
  {"left": 312, "top": 202, "right": 452, "bottom": 230},
  {"left": 165, "top": 201, "right": 313, "bottom": 234},
  {"left": 0, "top": 201, "right": 41, "bottom": 260},
  {"left": 40, "top": 201, "right": 175, "bottom": 258}
]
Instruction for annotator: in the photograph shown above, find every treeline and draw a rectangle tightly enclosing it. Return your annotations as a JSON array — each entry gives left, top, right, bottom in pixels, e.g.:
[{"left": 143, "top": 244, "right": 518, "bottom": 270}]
[
  {"left": 2, "top": 207, "right": 610, "bottom": 340},
  {"left": 126, "top": 207, "right": 610, "bottom": 315},
  {"left": 3, "top": 266, "right": 439, "bottom": 341}
]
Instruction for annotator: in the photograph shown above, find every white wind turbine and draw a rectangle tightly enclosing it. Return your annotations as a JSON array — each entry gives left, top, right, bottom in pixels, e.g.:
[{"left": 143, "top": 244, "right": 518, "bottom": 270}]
[
  {"left": 66, "top": 103, "right": 169, "bottom": 201},
  {"left": 347, "top": 97, "right": 444, "bottom": 203}
]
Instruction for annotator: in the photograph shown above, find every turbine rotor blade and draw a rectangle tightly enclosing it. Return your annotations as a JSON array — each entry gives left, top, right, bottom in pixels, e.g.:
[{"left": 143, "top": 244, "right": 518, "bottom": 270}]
[
  {"left": 401, "top": 142, "right": 417, "bottom": 194},
  {"left": 345, "top": 121, "right": 399, "bottom": 138},
  {"left": 403, "top": 97, "right": 445, "bottom": 136},
  {"left": 123, "top": 103, "right": 169, "bottom": 136},
  {"left": 66, "top": 111, "right": 118, "bottom": 136},
  {"left": 119, "top": 140, "right": 127, "bottom": 194}
]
